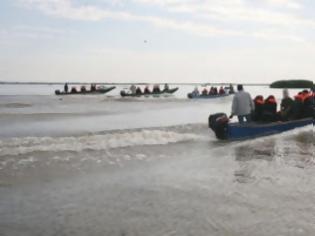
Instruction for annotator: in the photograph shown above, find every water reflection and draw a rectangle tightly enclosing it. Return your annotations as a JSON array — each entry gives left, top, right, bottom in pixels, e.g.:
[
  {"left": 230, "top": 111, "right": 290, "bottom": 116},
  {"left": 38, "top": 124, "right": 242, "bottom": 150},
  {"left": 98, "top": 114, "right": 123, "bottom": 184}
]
[
  {"left": 280, "top": 131, "right": 315, "bottom": 168},
  {"left": 234, "top": 139, "right": 276, "bottom": 162},
  {"left": 233, "top": 139, "right": 276, "bottom": 183},
  {"left": 233, "top": 131, "right": 314, "bottom": 183}
]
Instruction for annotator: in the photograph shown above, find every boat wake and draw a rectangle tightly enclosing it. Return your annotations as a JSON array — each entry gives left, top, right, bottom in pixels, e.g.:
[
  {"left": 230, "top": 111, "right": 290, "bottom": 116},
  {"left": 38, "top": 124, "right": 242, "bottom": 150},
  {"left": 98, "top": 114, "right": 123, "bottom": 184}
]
[
  {"left": 0, "top": 102, "right": 32, "bottom": 108},
  {"left": 0, "top": 129, "right": 206, "bottom": 157}
]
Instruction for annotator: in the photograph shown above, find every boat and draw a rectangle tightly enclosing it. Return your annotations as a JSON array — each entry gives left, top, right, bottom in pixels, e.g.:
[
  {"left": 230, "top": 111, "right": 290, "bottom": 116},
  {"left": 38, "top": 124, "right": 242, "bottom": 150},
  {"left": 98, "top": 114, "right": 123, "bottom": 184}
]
[
  {"left": 120, "top": 87, "right": 179, "bottom": 97},
  {"left": 55, "top": 86, "right": 116, "bottom": 95},
  {"left": 208, "top": 113, "right": 314, "bottom": 141},
  {"left": 187, "top": 93, "right": 231, "bottom": 99}
]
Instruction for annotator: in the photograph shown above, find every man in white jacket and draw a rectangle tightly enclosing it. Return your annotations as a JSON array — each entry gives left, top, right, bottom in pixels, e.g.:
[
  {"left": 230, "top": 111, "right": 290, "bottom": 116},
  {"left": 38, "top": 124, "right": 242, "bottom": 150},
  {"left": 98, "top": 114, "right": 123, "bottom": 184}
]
[{"left": 229, "top": 84, "right": 255, "bottom": 123}]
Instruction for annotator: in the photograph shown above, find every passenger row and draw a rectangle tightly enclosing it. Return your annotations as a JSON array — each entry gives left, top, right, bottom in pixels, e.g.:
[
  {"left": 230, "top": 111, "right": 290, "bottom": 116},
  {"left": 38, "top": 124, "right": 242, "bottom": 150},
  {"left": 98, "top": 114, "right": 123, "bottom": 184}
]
[
  {"left": 252, "top": 89, "right": 315, "bottom": 122},
  {"left": 192, "top": 86, "right": 229, "bottom": 96}
]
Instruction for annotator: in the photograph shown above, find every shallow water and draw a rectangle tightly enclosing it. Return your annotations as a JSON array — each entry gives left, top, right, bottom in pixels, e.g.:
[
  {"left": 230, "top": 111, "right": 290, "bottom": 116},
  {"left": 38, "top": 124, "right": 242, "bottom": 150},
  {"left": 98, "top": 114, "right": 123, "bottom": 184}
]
[{"left": 0, "top": 84, "right": 314, "bottom": 236}]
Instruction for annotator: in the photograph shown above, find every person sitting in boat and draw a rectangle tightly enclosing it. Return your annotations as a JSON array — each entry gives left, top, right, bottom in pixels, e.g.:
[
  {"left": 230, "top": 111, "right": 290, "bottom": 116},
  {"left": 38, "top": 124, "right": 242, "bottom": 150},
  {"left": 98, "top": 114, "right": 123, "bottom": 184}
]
[
  {"left": 208, "top": 87, "right": 214, "bottom": 95},
  {"left": 192, "top": 86, "right": 200, "bottom": 96},
  {"left": 136, "top": 86, "right": 142, "bottom": 95},
  {"left": 144, "top": 85, "right": 151, "bottom": 94},
  {"left": 219, "top": 86, "right": 225, "bottom": 95},
  {"left": 252, "top": 95, "right": 264, "bottom": 121},
  {"left": 301, "top": 90, "right": 315, "bottom": 118},
  {"left": 213, "top": 87, "right": 218, "bottom": 95},
  {"left": 153, "top": 84, "right": 161, "bottom": 93},
  {"left": 71, "top": 87, "right": 77, "bottom": 93},
  {"left": 80, "top": 85, "right": 87, "bottom": 92},
  {"left": 164, "top": 83, "right": 169, "bottom": 91},
  {"left": 130, "top": 84, "right": 137, "bottom": 94},
  {"left": 293, "top": 90, "right": 313, "bottom": 118},
  {"left": 280, "top": 89, "right": 294, "bottom": 121},
  {"left": 229, "top": 84, "right": 235, "bottom": 94},
  {"left": 229, "top": 84, "right": 254, "bottom": 123},
  {"left": 292, "top": 92, "right": 305, "bottom": 119},
  {"left": 262, "top": 95, "right": 278, "bottom": 122},
  {"left": 64, "top": 83, "right": 69, "bottom": 93},
  {"left": 202, "top": 87, "right": 208, "bottom": 96},
  {"left": 90, "top": 84, "right": 96, "bottom": 91}
]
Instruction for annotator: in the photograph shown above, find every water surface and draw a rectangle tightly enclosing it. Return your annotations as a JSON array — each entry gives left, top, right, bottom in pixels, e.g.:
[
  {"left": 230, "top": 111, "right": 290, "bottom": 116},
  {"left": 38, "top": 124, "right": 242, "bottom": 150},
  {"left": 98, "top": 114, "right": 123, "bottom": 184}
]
[{"left": 0, "top": 84, "right": 314, "bottom": 236}]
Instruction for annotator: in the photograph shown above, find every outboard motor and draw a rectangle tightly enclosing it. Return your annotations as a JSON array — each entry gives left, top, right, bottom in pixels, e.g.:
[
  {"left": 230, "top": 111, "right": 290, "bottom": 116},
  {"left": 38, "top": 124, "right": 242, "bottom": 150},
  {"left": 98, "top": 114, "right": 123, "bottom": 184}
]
[
  {"left": 208, "top": 113, "right": 229, "bottom": 140},
  {"left": 120, "top": 90, "right": 127, "bottom": 97},
  {"left": 187, "top": 93, "right": 193, "bottom": 99}
]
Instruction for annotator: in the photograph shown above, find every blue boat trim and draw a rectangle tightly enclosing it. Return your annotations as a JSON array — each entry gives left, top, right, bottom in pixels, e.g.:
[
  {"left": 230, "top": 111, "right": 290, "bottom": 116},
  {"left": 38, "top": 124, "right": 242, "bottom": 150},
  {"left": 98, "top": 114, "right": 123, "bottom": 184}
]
[
  {"left": 121, "top": 87, "right": 179, "bottom": 97},
  {"left": 227, "top": 118, "right": 314, "bottom": 140},
  {"left": 208, "top": 112, "right": 314, "bottom": 141},
  {"left": 188, "top": 93, "right": 231, "bottom": 99}
]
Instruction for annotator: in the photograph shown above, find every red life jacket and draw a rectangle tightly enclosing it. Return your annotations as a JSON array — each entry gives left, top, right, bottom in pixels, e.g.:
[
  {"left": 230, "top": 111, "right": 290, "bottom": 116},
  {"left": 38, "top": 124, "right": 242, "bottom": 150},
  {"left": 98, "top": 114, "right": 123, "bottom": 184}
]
[
  {"left": 294, "top": 93, "right": 304, "bottom": 102},
  {"left": 254, "top": 95, "right": 264, "bottom": 105}
]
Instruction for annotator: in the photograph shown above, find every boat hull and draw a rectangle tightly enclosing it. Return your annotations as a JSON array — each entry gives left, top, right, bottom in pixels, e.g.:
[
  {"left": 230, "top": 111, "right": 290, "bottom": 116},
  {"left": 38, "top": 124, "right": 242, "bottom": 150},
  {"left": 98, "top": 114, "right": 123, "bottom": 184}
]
[
  {"left": 188, "top": 93, "right": 230, "bottom": 99},
  {"left": 208, "top": 113, "right": 314, "bottom": 141},
  {"left": 55, "top": 86, "right": 116, "bottom": 95},
  {"left": 227, "top": 118, "right": 314, "bottom": 140},
  {"left": 120, "top": 87, "right": 179, "bottom": 97}
]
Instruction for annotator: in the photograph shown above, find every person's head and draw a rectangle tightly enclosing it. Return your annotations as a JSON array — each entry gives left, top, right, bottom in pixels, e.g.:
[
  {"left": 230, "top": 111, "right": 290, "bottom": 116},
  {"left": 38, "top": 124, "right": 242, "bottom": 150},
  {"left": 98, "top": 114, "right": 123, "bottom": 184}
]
[
  {"left": 237, "top": 84, "right": 243, "bottom": 91},
  {"left": 282, "top": 89, "right": 289, "bottom": 98}
]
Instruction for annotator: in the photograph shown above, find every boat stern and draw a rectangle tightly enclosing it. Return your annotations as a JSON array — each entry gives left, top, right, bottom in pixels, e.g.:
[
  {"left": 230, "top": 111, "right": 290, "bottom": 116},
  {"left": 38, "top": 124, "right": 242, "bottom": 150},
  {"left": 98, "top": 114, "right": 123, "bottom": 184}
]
[{"left": 208, "top": 113, "right": 229, "bottom": 140}]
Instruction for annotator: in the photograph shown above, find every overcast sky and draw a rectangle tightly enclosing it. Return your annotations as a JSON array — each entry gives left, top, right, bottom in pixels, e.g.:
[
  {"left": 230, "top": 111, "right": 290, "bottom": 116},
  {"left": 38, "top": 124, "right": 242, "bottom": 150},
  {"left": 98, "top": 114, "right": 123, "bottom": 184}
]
[{"left": 0, "top": 0, "right": 314, "bottom": 83}]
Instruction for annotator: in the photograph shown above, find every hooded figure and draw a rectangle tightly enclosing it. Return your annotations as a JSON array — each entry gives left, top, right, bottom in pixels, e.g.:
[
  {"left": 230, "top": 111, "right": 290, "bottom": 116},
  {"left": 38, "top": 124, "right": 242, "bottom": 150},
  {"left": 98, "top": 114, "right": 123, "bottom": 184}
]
[
  {"left": 280, "top": 89, "right": 294, "bottom": 120},
  {"left": 252, "top": 95, "right": 264, "bottom": 121}
]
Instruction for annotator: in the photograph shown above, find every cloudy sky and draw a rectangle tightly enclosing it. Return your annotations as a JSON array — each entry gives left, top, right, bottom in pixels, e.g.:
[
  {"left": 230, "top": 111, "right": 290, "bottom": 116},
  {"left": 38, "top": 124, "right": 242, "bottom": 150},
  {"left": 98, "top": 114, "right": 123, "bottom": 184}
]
[{"left": 0, "top": 0, "right": 314, "bottom": 83}]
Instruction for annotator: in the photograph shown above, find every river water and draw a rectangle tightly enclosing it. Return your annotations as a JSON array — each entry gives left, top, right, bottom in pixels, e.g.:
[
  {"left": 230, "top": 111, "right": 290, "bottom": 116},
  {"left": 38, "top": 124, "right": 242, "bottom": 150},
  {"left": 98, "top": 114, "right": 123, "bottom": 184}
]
[{"left": 0, "top": 84, "right": 314, "bottom": 236}]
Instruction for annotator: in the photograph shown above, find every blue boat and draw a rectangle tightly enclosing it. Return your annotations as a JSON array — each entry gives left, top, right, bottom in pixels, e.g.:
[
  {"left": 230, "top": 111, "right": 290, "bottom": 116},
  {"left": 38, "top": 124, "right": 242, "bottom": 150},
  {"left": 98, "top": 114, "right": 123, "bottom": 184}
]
[
  {"left": 208, "top": 113, "right": 314, "bottom": 141},
  {"left": 120, "top": 87, "right": 179, "bottom": 97}
]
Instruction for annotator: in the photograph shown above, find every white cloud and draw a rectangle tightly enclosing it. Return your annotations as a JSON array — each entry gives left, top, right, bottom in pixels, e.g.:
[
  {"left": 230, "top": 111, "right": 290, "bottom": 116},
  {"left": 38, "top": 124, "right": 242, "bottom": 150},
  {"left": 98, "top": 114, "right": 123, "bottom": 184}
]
[
  {"left": 134, "top": 0, "right": 314, "bottom": 28},
  {"left": 16, "top": 0, "right": 243, "bottom": 36},
  {"left": 16, "top": 0, "right": 313, "bottom": 42},
  {"left": 0, "top": 24, "right": 74, "bottom": 43},
  {"left": 264, "top": 0, "right": 302, "bottom": 9},
  {"left": 4, "top": 0, "right": 314, "bottom": 83}
]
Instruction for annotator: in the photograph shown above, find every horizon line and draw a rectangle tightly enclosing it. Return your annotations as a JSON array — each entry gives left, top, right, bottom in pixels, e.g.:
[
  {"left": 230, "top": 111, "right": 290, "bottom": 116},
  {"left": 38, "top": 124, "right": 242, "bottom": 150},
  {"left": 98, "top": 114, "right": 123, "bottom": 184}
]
[{"left": 0, "top": 81, "right": 270, "bottom": 86}]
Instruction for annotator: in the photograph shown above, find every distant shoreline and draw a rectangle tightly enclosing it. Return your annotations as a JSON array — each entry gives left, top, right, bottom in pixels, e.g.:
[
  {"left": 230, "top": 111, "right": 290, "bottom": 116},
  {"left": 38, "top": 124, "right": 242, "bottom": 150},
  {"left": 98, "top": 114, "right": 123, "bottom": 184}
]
[{"left": 0, "top": 81, "right": 270, "bottom": 86}]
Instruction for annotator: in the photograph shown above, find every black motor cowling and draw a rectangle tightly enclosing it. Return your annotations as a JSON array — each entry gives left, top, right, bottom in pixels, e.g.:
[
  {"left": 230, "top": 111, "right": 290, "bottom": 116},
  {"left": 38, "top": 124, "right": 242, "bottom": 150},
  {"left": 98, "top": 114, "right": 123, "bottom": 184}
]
[
  {"left": 120, "top": 90, "right": 127, "bottom": 97},
  {"left": 208, "top": 113, "right": 229, "bottom": 140}
]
